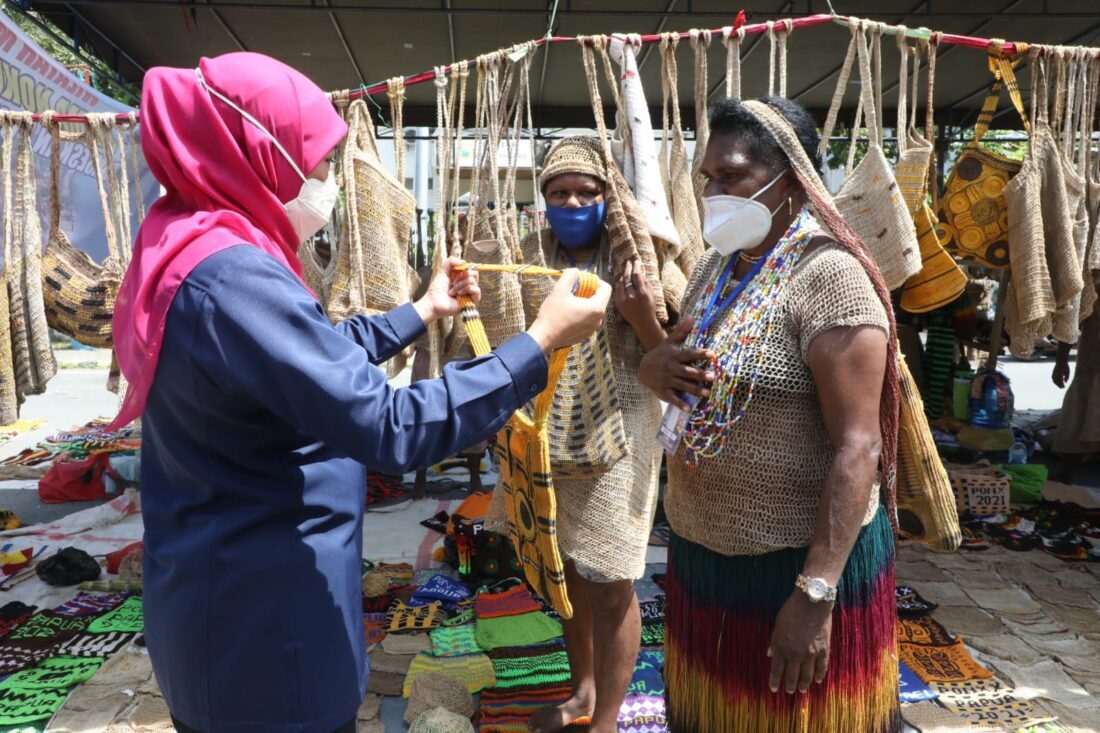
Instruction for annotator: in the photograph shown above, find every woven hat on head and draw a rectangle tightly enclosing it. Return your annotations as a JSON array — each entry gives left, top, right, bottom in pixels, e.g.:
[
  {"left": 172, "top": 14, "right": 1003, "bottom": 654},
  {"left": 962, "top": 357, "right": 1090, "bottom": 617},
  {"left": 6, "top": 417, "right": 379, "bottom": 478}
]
[
  {"left": 408, "top": 707, "right": 475, "bottom": 733},
  {"left": 403, "top": 673, "right": 475, "bottom": 724},
  {"left": 538, "top": 136, "right": 607, "bottom": 193}
]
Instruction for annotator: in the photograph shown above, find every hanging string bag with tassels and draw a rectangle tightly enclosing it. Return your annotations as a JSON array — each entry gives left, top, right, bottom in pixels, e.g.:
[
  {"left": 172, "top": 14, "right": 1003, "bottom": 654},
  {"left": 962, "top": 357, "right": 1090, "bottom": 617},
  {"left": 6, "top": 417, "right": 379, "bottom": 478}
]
[
  {"left": 3, "top": 113, "right": 56, "bottom": 417},
  {"left": 455, "top": 262, "right": 606, "bottom": 620}
]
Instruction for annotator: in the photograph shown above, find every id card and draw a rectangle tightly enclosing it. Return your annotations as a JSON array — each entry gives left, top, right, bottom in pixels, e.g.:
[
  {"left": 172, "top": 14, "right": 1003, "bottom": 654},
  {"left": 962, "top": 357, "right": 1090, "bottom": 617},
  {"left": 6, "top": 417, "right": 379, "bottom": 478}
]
[{"left": 656, "top": 393, "right": 699, "bottom": 455}]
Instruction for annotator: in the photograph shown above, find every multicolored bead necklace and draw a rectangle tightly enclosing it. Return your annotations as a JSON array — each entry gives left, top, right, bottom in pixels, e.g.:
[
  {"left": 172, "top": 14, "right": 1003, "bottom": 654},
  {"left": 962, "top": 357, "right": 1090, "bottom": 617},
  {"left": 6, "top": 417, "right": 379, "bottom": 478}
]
[{"left": 681, "top": 207, "right": 819, "bottom": 466}]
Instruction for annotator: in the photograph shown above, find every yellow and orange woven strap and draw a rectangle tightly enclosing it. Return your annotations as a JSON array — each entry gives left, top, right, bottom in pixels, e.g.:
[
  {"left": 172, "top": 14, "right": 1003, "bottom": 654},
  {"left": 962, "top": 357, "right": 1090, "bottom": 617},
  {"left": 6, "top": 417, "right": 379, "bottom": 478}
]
[
  {"left": 453, "top": 263, "right": 602, "bottom": 423},
  {"left": 973, "top": 40, "right": 1030, "bottom": 143}
]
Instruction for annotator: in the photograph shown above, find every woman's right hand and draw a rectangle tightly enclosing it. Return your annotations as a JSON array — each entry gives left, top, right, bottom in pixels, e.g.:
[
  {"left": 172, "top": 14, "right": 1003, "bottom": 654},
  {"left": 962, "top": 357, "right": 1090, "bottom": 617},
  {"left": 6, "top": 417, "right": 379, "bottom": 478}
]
[
  {"left": 527, "top": 269, "right": 612, "bottom": 353},
  {"left": 639, "top": 318, "right": 716, "bottom": 410}
]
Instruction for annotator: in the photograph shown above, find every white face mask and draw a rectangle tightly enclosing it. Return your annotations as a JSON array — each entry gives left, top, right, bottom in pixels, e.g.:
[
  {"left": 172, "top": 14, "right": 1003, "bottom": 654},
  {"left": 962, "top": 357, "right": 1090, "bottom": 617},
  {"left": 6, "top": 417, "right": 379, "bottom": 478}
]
[
  {"left": 702, "top": 169, "right": 788, "bottom": 256},
  {"left": 195, "top": 68, "right": 338, "bottom": 244},
  {"left": 285, "top": 170, "right": 339, "bottom": 244}
]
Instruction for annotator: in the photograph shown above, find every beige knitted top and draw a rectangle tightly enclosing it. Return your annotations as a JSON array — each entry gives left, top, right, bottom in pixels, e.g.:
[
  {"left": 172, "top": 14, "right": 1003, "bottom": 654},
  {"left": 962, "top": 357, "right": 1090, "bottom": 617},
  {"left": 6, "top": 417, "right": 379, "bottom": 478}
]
[{"left": 666, "top": 240, "right": 889, "bottom": 557}]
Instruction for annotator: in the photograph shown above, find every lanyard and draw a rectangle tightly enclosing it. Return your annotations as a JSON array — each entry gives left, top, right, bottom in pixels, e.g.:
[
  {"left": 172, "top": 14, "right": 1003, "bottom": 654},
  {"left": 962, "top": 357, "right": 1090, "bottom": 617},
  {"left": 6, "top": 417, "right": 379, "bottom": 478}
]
[
  {"left": 559, "top": 246, "right": 600, "bottom": 273},
  {"left": 695, "top": 253, "right": 769, "bottom": 337}
]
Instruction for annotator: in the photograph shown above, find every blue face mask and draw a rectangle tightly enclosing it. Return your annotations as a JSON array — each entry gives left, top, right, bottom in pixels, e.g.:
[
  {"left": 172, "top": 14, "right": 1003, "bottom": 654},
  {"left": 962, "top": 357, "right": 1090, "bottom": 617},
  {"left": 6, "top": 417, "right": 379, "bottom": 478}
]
[{"left": 545, "top": 202, "right": 607, "bottom": 249}]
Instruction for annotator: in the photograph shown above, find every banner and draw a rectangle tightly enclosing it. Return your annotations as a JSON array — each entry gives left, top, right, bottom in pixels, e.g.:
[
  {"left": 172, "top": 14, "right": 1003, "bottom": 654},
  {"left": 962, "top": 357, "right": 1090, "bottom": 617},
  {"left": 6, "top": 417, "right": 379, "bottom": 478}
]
[{"left": 0, "top": 14, "right": 158, "bottom": 264}]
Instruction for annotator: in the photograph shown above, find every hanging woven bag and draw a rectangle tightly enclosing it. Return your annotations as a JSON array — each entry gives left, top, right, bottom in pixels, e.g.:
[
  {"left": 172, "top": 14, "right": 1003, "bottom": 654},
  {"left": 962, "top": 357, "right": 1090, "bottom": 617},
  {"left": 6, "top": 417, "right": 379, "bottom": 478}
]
[
  {"left": 39, "top": 115, "right": 123, "bottom": 348},
  {"left": 898, "top": 36, "right": 968, "bottom": 314},
  {"left": 4, "top": 114, "right": 56, "bottom": 405},
  {"left": 895, "top": 356, "right": 961, "bottom": 551},
  {"left": 936, "top": 44, "right": 1029, "bottom": 269},
  {"left": 327, "top": 99, "right": 419, "bottom": 325},
  {"left": 823, "top": 22, "right": 921, "bottom": 290},
  {"left": 456, "top": 263, "right": 605, "bottom": 620}
]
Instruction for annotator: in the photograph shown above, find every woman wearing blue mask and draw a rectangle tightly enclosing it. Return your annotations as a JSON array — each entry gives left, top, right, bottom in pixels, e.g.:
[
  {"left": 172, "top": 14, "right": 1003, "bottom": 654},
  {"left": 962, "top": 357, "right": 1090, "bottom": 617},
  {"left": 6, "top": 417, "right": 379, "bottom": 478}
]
[{"left": 478, "top": 137, "right": 669, "bottom": 733}]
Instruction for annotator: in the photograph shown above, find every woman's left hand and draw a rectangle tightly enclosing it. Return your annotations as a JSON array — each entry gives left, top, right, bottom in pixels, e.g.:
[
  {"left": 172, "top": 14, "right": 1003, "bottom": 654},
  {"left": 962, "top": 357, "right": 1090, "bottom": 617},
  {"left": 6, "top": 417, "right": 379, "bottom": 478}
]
[
  {"left": 767, "top": 592, "right": 833, "bottom": 694},
  {"left": 414, "top": 257, "right": 480, "bottom": 325}
]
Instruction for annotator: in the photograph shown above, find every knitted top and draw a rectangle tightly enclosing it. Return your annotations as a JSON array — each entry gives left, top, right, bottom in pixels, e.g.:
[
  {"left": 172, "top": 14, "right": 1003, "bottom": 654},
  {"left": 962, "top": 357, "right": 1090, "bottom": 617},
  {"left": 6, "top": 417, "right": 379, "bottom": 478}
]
[{"left": 666, "top": 243, "right": 889, "bottom": 556}]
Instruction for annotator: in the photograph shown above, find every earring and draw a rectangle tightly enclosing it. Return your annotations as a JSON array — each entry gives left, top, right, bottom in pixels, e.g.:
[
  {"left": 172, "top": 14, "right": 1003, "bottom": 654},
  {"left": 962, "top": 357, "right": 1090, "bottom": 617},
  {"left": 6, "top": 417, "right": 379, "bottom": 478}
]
[{"left": 788, "top": 197, "right": 794, "bottom": 216}]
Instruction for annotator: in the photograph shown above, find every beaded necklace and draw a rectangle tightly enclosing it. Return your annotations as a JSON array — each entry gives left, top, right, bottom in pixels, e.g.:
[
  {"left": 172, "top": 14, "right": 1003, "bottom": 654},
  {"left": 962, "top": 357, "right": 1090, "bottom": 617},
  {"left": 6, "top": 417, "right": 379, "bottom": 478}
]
[{"left": 681, "top": 207, "right": 819, "bottom": 465}]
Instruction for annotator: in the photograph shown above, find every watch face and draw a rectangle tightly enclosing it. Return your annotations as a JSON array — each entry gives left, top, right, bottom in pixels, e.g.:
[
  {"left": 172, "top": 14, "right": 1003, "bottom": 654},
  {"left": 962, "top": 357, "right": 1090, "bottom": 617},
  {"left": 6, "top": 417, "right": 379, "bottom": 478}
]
[{"left": 808, "top": 578, "right": 828, "bottom": 601}]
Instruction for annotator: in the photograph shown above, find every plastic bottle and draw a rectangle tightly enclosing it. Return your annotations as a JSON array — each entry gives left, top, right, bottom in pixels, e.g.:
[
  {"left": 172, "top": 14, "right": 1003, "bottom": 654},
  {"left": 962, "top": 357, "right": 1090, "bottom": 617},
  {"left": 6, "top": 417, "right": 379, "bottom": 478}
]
[
  {"left": 1008, "top": 442, "right": 1027, "bottom": 464},
  {"left": 953, "top": 355, "right": 974, "bottom": 421}
]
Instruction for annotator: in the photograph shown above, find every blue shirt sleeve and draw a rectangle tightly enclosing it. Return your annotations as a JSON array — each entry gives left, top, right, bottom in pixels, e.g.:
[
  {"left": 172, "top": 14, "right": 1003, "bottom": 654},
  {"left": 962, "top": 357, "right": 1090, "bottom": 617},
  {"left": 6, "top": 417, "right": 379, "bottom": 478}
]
[
  {"left": 334, "top": 305, "right": 425, "bottom": 366},
  {"left": 191, "top": 248, "right": 548, "bottom": 474}
]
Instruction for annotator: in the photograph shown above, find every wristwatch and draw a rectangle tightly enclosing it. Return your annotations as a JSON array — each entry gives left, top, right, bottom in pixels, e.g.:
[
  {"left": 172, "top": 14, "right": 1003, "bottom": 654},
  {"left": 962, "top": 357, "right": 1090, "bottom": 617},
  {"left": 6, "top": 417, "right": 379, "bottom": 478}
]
[{"left": 795, "top": 574, "right": 837, "bottom": 603}]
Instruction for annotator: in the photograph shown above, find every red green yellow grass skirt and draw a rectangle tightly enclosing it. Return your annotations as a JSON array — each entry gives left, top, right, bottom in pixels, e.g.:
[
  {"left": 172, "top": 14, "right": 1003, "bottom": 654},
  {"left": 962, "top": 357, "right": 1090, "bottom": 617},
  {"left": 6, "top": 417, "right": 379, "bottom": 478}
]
[{"left": 665, "top": 508, "right": 900, "bottom": 733}]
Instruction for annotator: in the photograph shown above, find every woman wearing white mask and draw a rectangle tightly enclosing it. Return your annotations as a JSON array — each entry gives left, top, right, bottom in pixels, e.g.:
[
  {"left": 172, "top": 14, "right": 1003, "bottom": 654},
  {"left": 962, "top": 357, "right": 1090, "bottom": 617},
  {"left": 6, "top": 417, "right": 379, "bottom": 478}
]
[
  {"left": 109, "top": 53, "right": 610, "bottom": 733},
  {"left": 640, "top": 97, "right": 900, "bottom": 733}
]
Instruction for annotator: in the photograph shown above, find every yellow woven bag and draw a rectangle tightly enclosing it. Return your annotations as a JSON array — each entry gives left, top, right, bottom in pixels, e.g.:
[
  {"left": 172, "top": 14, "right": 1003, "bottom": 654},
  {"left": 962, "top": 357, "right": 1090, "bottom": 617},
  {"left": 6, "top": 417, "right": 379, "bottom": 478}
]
[
  {"left": 456, "top": 264, "right": 602, "bottom": 620},
  {"left": 936, "top": 46, "right": 1029, "bottom": 268}
]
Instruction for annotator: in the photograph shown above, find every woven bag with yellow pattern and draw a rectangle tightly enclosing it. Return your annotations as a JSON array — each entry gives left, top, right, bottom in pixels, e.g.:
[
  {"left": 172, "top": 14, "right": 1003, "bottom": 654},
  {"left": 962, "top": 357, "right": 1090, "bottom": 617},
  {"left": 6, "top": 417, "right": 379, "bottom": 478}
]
[
  {"left": 936, "top": 44, "right": 1029, "bottom": 268},
  {"left": 456, "top": 264, "right": 603, "bottom": 620}
]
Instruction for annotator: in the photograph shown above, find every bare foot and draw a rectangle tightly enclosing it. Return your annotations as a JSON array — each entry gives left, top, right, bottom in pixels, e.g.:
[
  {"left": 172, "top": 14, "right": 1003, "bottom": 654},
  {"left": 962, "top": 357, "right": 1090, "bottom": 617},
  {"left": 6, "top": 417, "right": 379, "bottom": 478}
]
[{"left": 529, "top": 690, "right": 596, "bottom": 733}]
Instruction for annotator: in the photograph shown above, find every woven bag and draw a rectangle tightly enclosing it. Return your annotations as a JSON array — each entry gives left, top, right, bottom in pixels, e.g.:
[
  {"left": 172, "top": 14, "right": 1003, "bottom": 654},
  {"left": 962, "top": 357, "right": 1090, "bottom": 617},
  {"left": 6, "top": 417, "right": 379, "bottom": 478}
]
[
  {"left": 298, "top": 238, "right": 333, "bottom": 305},
  {"left": 936, "top": 47, "right": 1028, "bottom": 268},
  {"left": 898, "top": 38, "right": 968, "bottom": 314},
  {"left": 658, "top": 34, "right": 705, "bottom": 278},
  {"left": 1003, "top": 52, "right": 1080, "bottom": 357},
  {"left": 327, "top": 100, "right": 418, "bottom": 326},
  {"left": 457, "top": 264, "right": 604, "bottom": 620},
  {"left": 40, "top": 118, "right": 121, "bottom": 348},
  {"left": 512, "top": 234, "right": 627, "bottom": 478},
  {"left": 0, "top": 246, "right": 15, "bottom": 425},
  {"left": 4, "top": 115, "right": 56, "bottom": 405},
  {"left": 823, "top": 22, "right": 921, "bottom": 290},
  {"left": 896, "top": 356, "right": 961, "bottom": 551}
]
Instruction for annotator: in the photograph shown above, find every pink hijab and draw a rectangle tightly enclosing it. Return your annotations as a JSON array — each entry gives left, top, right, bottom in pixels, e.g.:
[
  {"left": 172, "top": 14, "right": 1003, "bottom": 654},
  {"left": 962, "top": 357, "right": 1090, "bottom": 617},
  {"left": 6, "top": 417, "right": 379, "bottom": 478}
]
[{"left": 109, "top": 52, "right": 347, "bottom": 429}]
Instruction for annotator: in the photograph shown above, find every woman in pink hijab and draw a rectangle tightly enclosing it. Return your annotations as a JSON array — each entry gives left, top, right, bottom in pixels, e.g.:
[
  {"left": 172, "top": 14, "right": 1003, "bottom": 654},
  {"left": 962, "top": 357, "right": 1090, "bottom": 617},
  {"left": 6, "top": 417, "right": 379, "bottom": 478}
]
[{"left": 114, "top": 52, "right": 608, "bottom": 733}]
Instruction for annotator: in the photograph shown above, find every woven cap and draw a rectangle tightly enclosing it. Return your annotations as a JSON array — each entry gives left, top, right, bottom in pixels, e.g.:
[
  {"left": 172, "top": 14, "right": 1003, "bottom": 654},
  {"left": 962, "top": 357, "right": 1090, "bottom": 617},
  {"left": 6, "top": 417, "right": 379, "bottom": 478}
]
[
  {"left": 409, "top": 707, "right": 475, "bottom": 733},
  {"left": 403, "top": 673, "right": 475, "bottom": 725},
  {"left": 539, "top": 136, "right": 607, "bottom": 192},
  {"left": 361, "top": 572, "right": 389, "bottom": 598}
]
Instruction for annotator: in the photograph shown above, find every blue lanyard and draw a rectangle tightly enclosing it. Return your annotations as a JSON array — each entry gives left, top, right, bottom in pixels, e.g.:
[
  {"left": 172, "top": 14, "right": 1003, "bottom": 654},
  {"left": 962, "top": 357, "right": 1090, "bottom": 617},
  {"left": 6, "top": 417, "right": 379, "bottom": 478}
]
[
  {"left": 696, "top": 253, "right": 769, "bottom": 337},
  {"left": 561, "top": 248, "right": 599, "bottom": 273}
]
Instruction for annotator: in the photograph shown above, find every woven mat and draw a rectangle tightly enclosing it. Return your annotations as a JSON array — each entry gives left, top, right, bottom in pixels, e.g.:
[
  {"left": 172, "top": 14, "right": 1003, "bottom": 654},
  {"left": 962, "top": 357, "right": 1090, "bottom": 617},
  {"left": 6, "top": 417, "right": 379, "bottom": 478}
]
[
  {"left": 933, "top": 606, "right": 1006, "bottom": 637},
  {"left": 1001, "top": 613, "right": 1070, "bottom": 637},
  {"left": 382, "top": 632, "right": 432, "bottom": 655},
  {"left": 369, "top": 647, "right": 414, "bottom": 676},
  {"left": 962, "top": 586, "right": 1042, "bottom": 616},
  {"left": 1027, "top": 583, "right": 1100, "bottom": 609},
  {"left": 357, "top": 693, "right": 382, "bottom": 721},
  {"left": 966, "top": 633, "right": 1042, "bottom": 665},
  {"left": 1038, "top": 601, "right": 1100, "bottom": 633},
  {"left": 366, "top": 669, "right": 405, "bottom": 697},
  {"left": 916, "top": 581, "right": 978, "bottom": 607},
  {"left": 895, "top": 561, "right": 950, "bottom": 583},
  {"left": 900, "top": 701, "right": 996, "bottom": 732},
  {"left": 1035, "top": 700, "right": 1100, "bottom": 733},
  {"left": 992, "top": 659, "right": 1100, "bottom": 710},
  {"left": 996, "top": 561, "right": 1057, "bottom": 587},
  {"left": 947, "top": 568, "right": 1010, "bottom": 590},
  {"left": 925, "top": 551, "right": 996, "bottom": 572},
  {"left": 1052, "top": 568, "right": 1097, "bottom": 590}
]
